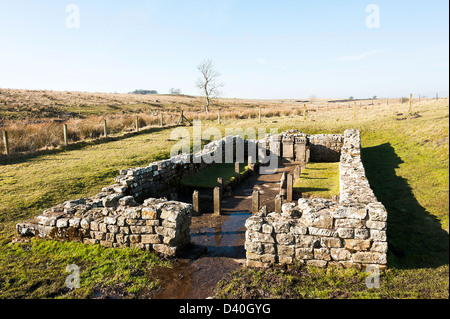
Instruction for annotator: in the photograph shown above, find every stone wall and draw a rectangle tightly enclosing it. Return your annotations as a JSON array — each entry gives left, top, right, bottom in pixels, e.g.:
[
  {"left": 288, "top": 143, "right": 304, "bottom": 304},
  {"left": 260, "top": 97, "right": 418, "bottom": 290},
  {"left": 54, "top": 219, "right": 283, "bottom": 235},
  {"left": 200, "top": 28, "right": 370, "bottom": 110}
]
[
  {"left": 244, "top": 129, "right": 388, "bottom": 269},
  {"left": 14, "top": 135, "right": 249, "bottom": 256},
  {"left": 308, "top": 134, "right": 344, "bottom": 162},
  {"left": 16, "top": 195, "right": 192, "bottom": 256}
]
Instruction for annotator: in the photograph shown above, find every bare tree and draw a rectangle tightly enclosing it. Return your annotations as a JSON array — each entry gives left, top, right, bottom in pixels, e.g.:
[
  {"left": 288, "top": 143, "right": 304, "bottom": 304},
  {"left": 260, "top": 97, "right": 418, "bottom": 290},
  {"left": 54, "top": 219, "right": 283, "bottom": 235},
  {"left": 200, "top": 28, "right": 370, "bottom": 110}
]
[
  {"left": 170, "top": 88, "right": 181, "bottom": 95},
  {"left": 196, "top": 59, "right": 224, "bottom": 113}
]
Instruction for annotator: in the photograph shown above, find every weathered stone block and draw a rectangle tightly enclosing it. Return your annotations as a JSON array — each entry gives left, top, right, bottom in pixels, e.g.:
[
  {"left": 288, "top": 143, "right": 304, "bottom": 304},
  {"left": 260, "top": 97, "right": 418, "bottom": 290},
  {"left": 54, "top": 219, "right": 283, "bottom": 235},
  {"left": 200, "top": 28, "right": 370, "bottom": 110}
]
[
  {"left": 245, "top": 217, "right": 263, "bottom": 232},
  {"left": 295, "top": 235, "right": 320, "bottom": 248},
  {"left": 330, "top": 248, "right": 351, "bottom": 261},
  {"left": 352, "top": 252, "right": 387, "bottom": 264},
  {"left": 314, "top": 248, "right": 332, "bottom": 261},
  {"left": 295, "top": 248, "right": 314, "bottom": 260},
  {"left": 320, "top": 237, "right": 343, "bottom": 248},
  {"left": 106, "top": 233, "right": 115, "bottom": 242},
  {"left": 306, "top": 260, "right": 328, "bottom": 268},
  {"left": 366, "top": 220, "right": 387, "bottom": 230},
  {"left": 335, "top": 218, "right": 365, "bottom": 228},
  {"left": 302, "top": 211, "right": 334, "bottom": 229},
  {"left": 344, "top": 239, "right": 372, "bottom": 251},
  {"left": 278, "top": 255, "right": 293, "bottom": 264},
  {"left": 275, "top": 233, "right": 294, "bottom": 245},
  {"left": 107, "top": 225, "right": 119, "bottom": 233},
  {"left": 290, "top": 225, "right": 308, "bottom": 235},
  {"left": 129, "top": 234, "right": 141, "bottom": 243},
  {"left": 261, "top": 254, "right": 277, "bottom": 263},
  {"left": 104, "top": 216, "right": 117, "bottom": 225},
  {"left": 262, "top": 224, "right": 273, "bottom": 234},
  {"left": 337, "top": 228, "right": 354, "bottom": 238},
  {"left": 142, "top": 207, "right": 159, "bottom": 220},
  {"left": 371, "top": 241, "right": 388, "bottom": 253},
  {"left": 56, "top": 218, "right": 69, "bottom": 228},
  {"left": 308, "top": 227, "right": 338, "bottom": 237},
  {"left": 277, "top": 245, "right": 295, "bottom": 257},
  {"left": 367, "top": 202, "right": 387, "bottom": 221},
  {"left": 354, "top": 228, "right": 370, "bottom": 239},
  {"left": 141, "top": 234, "right": 162, "bottom": 244},
  {"left": 272, "top": 220, "right": 290, "bottom": 233},
  {"left": 370, "top": 229, "right": 387, "bottom": 241}
]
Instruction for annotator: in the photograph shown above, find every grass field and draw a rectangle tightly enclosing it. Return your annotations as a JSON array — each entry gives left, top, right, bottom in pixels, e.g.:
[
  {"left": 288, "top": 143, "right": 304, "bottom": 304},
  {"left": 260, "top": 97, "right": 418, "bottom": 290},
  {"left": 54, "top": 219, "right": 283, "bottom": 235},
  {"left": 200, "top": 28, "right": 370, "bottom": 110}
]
[
  {"left": 0, "top": 92, "right": 448, "bottom": 298},
  {"left": 293, "top": 162, "right": 340, "bottom": 199},
  {"left": 181, "top": 162, "right": 249, "bottom": 188}
]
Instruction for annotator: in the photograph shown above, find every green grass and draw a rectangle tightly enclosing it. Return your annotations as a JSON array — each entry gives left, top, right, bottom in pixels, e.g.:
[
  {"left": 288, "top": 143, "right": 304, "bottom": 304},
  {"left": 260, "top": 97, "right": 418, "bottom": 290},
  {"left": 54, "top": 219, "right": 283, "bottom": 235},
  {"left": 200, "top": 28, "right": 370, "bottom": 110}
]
[
  {"left": 0, "top": 127, "right": 180, "bottom": 298},
  {"left": 181, "top": 162, "right": 249, "bottom": 188},
  {"left": 0, "top": 238, "right": 169, "bottom": 298},
  {"left": 293, "top": 162, "right": 340, "bottom": 199},
  {"left": 0, "top": 97, "right": 448, "bottom": 298},
  {"left": 213, "top": 264, "right": 449, "bottom": 299},
  {"left": 212, "top": 99, "right": 449, "bottom": 298}
]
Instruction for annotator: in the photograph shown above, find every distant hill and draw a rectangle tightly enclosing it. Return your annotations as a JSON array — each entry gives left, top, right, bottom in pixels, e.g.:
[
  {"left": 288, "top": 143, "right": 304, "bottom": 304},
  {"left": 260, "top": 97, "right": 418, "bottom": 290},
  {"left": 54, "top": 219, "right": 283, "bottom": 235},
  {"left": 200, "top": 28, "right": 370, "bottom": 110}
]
[{"left": 129, "top": 89, "right": 158, "bottom": 95}]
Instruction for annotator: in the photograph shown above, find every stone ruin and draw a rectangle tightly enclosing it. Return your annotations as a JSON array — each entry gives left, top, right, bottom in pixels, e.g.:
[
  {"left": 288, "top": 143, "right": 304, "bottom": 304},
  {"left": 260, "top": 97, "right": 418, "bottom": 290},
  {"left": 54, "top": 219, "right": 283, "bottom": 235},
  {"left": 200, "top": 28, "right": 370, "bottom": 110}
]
[
  {"left": 245, "top": 129, "right": 388, "bottom": 269},
  {"left": 15, "top": 129, "right": 387, "bottom": 269}
]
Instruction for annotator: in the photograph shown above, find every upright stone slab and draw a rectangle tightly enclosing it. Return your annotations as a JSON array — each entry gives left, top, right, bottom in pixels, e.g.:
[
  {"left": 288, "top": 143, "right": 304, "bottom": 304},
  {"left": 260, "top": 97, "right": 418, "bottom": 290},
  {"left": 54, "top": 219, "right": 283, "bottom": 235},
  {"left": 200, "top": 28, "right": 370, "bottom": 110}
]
[
  {"left": 295, "top": 136, "right": 307, "bottom": 163},
  {"left": 235, "top": 162, "right": 241, "bottom": 182},
  {"left": 282, "top": 135, "right": 295, "bottom": 161},
  {"left": 217, "top": 177, "right": 224, "bottom": 194},
  {"left": 192, "top": 190, "right": 200, "bottom": 216},
  {"left": 293, "top": 166, "right": 301, "bottom": 181},
  {"left": 287, "top": 173, "right": 293, "bottom": 202},
  {"left": 270, "top": 135, "right": 282, "bottom": 159},
  {"left": 214, "top": 187, "right": 221, "bottom": 215},
  {"left": 306, "top": 147, "right": 311, "bottom": 163},
  {"left": 275, "top": 195, "right": 282, "bottom": 213},
  {"left": 252, "top": 190, "right": 260, "bottom": 214}
]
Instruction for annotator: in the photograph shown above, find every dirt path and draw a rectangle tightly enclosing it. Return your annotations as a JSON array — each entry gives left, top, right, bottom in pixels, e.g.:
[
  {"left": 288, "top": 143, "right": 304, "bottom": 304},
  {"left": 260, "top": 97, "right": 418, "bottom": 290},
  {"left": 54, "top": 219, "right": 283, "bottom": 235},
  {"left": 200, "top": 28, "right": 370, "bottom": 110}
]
[{"left": 151, "top": 162, "right": 298, "bottom": 299}]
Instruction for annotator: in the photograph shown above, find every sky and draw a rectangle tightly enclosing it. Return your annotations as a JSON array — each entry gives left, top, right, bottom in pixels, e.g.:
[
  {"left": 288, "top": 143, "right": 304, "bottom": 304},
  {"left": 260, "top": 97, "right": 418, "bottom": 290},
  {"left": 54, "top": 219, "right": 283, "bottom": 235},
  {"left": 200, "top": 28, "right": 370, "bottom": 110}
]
[{"left": 0, "top": 0, "right": 448, "bottom": 99}]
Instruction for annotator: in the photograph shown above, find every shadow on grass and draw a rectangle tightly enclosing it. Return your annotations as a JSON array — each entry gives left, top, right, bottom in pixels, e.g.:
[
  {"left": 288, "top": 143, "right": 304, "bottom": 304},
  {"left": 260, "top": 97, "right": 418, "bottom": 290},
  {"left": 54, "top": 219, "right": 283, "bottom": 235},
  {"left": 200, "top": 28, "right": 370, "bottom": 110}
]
[
  {"left": 293, "top": 187, "right": 330, "bottom": 193},
  {"left": 362, "top": 143, "right": 449, "bottom": 269}
]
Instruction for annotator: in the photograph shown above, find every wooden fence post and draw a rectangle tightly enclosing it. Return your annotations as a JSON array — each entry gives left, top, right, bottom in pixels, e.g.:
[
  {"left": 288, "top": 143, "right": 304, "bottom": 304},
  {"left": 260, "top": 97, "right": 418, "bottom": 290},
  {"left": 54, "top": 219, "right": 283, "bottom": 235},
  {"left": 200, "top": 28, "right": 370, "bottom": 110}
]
[
  {"left": 135, "top": 115, "right": 139, "bottom": 132},
  {"left": 160, "top": 112, "right": 164, "bottom": 127},
  {"left": 259, "top": 107, "right": 261, "bottom": 124},
  {"left": 103, "top": 119, "right": 108, "bottom": 138},
  {"left": 409, "top": 93, "right": 412, "bottom": 113},
  {"left": 303, "top": 104, "right": 306, "bottom": 120},
  {"left": 3, "top": 130, "right": 10, "bottom": 158},
  {"left": 63, "top": 124, "right": 68, "bottom": 147},
  {"left": 218, "top": 110, "right": 221, "bottom": 124}
]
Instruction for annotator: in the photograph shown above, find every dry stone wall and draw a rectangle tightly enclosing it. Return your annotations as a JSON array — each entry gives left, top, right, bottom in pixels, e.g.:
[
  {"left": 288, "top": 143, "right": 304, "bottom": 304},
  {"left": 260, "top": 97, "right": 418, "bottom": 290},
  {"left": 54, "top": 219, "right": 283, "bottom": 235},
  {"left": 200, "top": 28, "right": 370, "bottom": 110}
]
[{"left": 245, "top": 129, "right": 388, "bottom": 269}]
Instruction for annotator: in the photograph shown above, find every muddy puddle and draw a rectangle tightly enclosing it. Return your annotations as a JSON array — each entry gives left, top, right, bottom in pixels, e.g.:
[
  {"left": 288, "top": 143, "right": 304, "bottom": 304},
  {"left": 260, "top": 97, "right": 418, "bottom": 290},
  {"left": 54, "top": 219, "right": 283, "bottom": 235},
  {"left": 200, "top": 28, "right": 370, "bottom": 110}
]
[{"left": 151, "top": 211, "right": 250, "bottom": 299}]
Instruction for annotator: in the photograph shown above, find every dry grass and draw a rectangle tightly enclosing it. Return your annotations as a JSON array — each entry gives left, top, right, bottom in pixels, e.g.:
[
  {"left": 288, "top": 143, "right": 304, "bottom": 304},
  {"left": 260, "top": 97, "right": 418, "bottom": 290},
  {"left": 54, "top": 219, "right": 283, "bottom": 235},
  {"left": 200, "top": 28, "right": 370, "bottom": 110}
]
[{"left": 0, "top": 88, "right": 443, "bottom": 157}]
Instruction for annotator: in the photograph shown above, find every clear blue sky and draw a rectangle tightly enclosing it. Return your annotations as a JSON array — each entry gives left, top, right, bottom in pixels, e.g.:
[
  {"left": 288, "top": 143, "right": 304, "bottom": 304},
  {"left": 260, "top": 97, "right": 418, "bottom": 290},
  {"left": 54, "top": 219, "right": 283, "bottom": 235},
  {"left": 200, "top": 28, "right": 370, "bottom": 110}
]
[{"left": 0, "top": 0, "right": 448, "bottom": 99}]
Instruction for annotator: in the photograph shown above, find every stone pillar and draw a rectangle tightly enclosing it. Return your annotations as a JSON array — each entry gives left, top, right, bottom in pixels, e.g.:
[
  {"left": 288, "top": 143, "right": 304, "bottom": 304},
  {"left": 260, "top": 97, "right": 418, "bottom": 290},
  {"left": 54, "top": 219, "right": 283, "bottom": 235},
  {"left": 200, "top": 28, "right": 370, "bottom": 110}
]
[
  {"left": 214, "top": 187, "right": 221, "bottom": 215},
  {"left": 287, "top": 173, "right": 293, "bottom": 202},
  {"left": 235, "top": 162, "right": 240, "bottom": 182},
  {"left": 279, "top": 172, "right": 287, "bottom": 198},
  {"left": 192, "top": 190, "right": 200, "bottom": 215},
  {"left": 252, "top": 190, "right": 260, "bottom": 214},
  {"left": 306, "top": 147, "right": 310, "bottom": 163},
  {"left": 300, "top": 160, "right": 306, "bottom": 170},
  {"left": 295, "top": 136, "right": 307, "bottom": 163},
  {"left": 293, "top": 166, "right": 301, "bottom": 181},
  {"left": 270, "top": 135, "right": 282, "bottom": 159},
  {"left": 282, "top": 135, "right": 295, "bottom": 161},
  {"left": 275, "top": 195, "right": 282, "bottom": 214}
]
